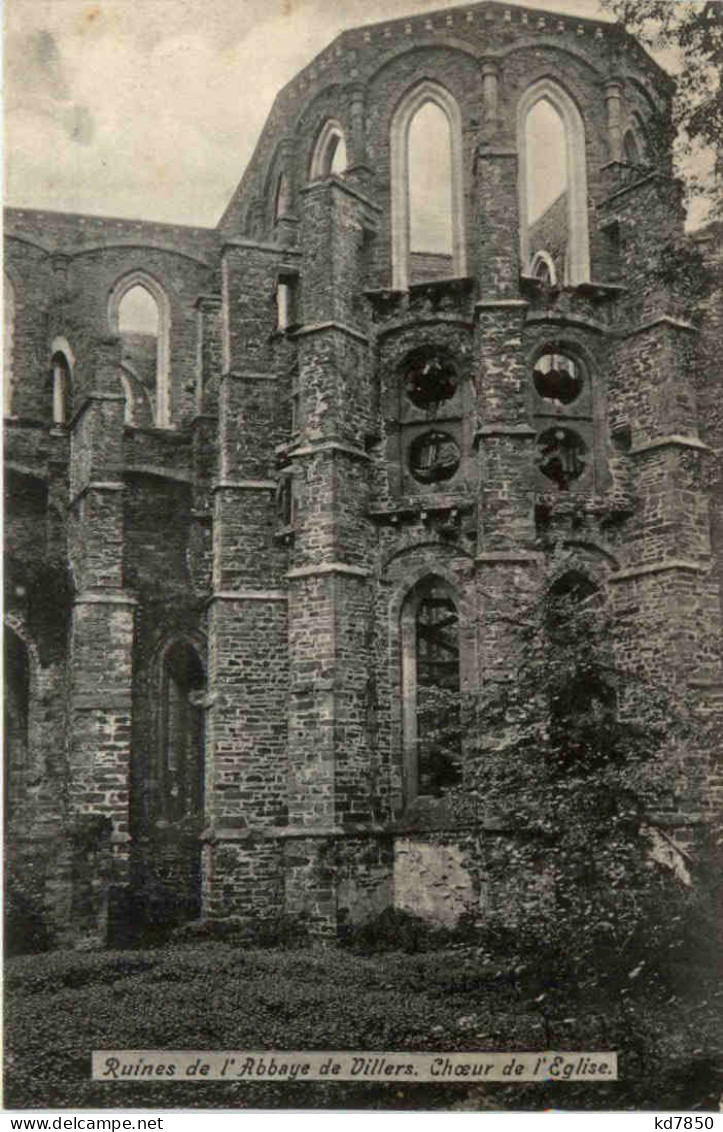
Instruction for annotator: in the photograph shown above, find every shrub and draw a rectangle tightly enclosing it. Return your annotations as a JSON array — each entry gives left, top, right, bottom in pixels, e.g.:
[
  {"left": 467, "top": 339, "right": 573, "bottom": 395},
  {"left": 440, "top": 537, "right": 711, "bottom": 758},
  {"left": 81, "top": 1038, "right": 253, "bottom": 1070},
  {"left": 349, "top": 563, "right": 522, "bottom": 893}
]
[{"left": 4, "top": 858, "right": 53, "bottom": 957}]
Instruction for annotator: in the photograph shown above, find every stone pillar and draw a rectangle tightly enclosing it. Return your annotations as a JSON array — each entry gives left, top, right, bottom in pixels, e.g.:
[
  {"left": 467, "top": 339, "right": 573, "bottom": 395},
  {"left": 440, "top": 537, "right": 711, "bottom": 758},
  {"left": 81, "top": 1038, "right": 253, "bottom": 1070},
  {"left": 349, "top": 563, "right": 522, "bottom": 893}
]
[
  {"left": 203, "top": 243, "right": 290, "bottom": 922},
  {"left": 274, "top": 137, "right": 300, "bottom": 249},
  {"left": 601, "top": 173, "right": 722, "bottom": 829},
  {"left": 480, "top": 60, "right": 500, "bottom": 130},
  {"left": 66, "top": 338, "right": 134, "bottom": 944},
  {"left": 282, "top": 177, "right": 377, "bottom": 934},
  {"left": 346, "top": 84, "right": 372, "bottom": 193},
  {"left": 474, "top": 149, "right": 521, "bottom": 299},
  {"left": 473, "top": 301, "right": 539, "bottom": 685},
  {"left": 604, "top": 80, "right": 624, "bottom": 165}
]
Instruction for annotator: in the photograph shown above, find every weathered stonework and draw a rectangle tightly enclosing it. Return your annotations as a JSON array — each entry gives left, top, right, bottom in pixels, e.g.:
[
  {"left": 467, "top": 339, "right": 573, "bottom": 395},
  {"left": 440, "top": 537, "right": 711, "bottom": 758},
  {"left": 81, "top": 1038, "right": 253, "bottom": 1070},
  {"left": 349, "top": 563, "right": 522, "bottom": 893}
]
[{"left": 4, "top": 1, "right": 721, "bottom": 944}]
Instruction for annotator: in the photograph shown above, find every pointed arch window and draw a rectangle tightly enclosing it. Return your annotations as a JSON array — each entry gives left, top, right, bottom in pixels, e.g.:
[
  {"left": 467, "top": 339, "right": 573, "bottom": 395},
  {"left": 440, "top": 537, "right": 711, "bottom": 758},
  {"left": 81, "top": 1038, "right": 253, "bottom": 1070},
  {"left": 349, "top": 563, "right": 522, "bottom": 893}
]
[
  {"left": 274, "top": 172, "right": 292, "bottom": 220},
  {"left": 401, "top": 576, "right": 462, "bottom": 802},
  {"left": 623, "top": 112, "right": 649, "bottom": 171},
  {"left": 49, "top": 349, "right": 73, "bottom": 425},
  {"left": 109, "top": 273, "right": 171, "bottom": 428},
  {"left": 518, "top": 80, "right": 590, "bottom": 286},
  {"left": 4, "top": 276, "right": 15, "bottom": 416},
  {"left": 408, "top": 101, "right": 454, "bottom": 282},
  {"left": 309, "top": 119, "right": 348, "bottom": 180},
  {"left": 529, "top": 249, "right": 557, "bottom": 285},
  {"left": 391, "top": 81, "right": 466, "bottom": 290},
  {"left": 159, "top": 641, "right": 205, "bottom": 825}
]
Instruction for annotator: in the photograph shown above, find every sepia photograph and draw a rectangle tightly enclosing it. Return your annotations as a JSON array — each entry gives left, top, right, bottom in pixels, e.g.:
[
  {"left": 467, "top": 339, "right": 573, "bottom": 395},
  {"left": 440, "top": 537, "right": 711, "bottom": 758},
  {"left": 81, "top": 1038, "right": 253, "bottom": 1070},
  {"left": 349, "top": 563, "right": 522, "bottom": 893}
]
[{"left": 3, "top": 0, "right": 722, "bottom": 1114}]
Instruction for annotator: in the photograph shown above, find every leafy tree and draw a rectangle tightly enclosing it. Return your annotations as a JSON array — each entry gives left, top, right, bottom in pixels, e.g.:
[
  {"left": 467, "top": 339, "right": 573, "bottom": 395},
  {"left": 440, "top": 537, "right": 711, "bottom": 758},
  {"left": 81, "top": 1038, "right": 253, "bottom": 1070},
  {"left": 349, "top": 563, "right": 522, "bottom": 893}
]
[
  {"left": 428, "top": 574, "right": 715, "bottom": 997},
  {"left": 602, "top": 0, "right": 723, "bottom": 217}
]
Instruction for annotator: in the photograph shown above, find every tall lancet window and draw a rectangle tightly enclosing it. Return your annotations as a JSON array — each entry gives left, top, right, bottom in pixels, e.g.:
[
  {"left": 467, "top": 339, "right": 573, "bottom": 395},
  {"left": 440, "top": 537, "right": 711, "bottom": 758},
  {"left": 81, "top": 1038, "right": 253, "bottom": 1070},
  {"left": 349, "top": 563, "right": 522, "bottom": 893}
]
[
  {"left": 50, "top": 351, "right": 72, "bottom": 425},
  {"left": 408, "top": 101, "right": 454, "bottom": 283},
  {"left": 111, "top": 273, "right": 171, "bottom": 428},
  {"left": 274, "top": 172, "right": 292, "bottom": 220},
  {"left": 401, "top": 576, "right": 462, "bottom": 802},
  {"left": 518, "top": 80, "right": 590, "bottom": 286},
  {"left": 160, "top": 642, "right": 205, "bottom": 825},
  {"left": 391, "top": 81, "right": 466, "bottom": 290}
]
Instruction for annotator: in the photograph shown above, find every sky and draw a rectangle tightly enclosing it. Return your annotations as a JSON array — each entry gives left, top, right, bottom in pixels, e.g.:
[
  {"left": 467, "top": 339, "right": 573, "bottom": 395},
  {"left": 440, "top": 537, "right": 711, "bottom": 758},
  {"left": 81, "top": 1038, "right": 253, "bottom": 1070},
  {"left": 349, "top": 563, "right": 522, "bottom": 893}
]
[{"left": 3, "top": 0, "right": 712, "bottom": 231}]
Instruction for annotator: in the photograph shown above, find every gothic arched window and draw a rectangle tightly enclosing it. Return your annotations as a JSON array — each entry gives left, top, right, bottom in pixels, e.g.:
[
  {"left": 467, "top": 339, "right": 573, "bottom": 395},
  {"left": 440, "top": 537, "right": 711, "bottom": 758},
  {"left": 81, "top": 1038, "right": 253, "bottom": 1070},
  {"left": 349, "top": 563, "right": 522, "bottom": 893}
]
[
  {"left": 110, "top": 273, "right": 171, "bottom": 429},
  {"left": 518, "top": 80, "right": 590, "bottom": 286},
  {"left": 50, "top": 350, "right": 72, "bottom": 425},
  {"left": 309, "top": 120, "right": 347, "bottom": 180},
  {"left": 624, "top": 130, "right": 640, "bottom": 166},
  {"left": 159, "top": 642, "right": 205, "bottom": 825},
  {"left": 529, "top": 250, "right": 557, "bottom": 286},
  {"left": 274, "top": 172, "right": 292, "bottom": 220},
  {"left": 401, "top": 577, "right": 462, "bottom": 802},
  {"left": 390, "top": 81, "right": 466, "bottom": 290},
  {"left": 408, "top": 101, "right": 454, "bottom": 282}
]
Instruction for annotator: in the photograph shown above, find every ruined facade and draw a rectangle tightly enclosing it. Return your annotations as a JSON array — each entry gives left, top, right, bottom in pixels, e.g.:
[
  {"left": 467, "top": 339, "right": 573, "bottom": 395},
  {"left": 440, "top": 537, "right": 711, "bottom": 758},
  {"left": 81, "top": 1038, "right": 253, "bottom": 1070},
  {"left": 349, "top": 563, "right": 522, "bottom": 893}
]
[{"left": 4, "top": 1, "right": 722, "bottom": 944}]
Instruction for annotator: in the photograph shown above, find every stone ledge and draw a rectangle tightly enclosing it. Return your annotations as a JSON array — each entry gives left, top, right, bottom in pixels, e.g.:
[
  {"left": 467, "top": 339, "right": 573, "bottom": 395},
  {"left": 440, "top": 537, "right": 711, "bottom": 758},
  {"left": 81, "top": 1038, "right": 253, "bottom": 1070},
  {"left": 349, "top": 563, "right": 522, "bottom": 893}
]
[
  {"left": 525, "top": 310, "right": 608, "bottom": 334},
  {"left": 74, "top": 591, "right": 138, "bottom": 606},
  {"left": 628, "top": 434, "right": 709, "bottom": 455},
  {"left": 124, "top": 465, "right": 193, "bottom": 484},
  {"left": 609, "top": 559, "right": 710, "bottom": 581},
  {"left": 291, "top": 320, "right": 369, "bottom": 344},
  {"left": 476, "top": 424, "right": 537, "bottom": 439},
  {"left": 622, "top": 315, "right": 698, "bottom": 338},
  {"left": 212, "top": 479, "right": 277, "bottom": 491},
  {"left": 287, "top": 563, "right": 369, "bottom": 579},
  {"left": 221, "top": 236, "right": 302, "bottom": 256},
  {"left": 476, "top": 551, "right": 542, "bottom": 564},
  {"left": 475, "top": 299, "right": 528, "bottom": 310},
  {"left": 288, "top": 439, "right": 371, "bottom": 462},
  {"left": 207, "top": 590, "right": 288, "bottom": 603}
]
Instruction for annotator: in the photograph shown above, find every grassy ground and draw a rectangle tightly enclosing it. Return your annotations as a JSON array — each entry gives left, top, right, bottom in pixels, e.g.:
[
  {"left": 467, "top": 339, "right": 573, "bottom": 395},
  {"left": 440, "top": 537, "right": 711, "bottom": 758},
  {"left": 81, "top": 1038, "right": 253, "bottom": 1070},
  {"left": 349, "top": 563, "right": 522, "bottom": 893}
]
[{"left": 4, "top": 942, "right": 720, "bottom": 1111}]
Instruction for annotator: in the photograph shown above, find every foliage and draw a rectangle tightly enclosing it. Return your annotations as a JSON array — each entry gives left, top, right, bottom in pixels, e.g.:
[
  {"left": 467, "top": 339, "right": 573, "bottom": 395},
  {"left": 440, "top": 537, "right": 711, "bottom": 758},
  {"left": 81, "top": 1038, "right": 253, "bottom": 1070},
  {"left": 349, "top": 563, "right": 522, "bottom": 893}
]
[
  {"left": 652, "top": 236, "right": 710, "bottom": 299},
  {"left": 4, "top": 855, "right": 54, "bottom": 957},
  {"left": 437, "top": 577, "right": 714, "bottom": 999},
  {"left": 170, "top": 912, "right": 311, "bottom": 950},
  {"left": 602, "top": 0, "right": 723, "bottom": 216},
  {"left": 340, "top": 906, "right": 477, "bottom": 954},
  {"left": 4, "top": 943, "right": 720, "bottom": 1110}
]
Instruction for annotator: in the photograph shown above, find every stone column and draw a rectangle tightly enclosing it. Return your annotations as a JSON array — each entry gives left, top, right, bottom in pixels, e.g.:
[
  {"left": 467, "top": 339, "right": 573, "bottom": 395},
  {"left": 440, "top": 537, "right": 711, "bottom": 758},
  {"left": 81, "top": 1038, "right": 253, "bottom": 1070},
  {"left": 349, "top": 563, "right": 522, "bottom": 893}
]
[
  {"left": 474, "top": 148, "right": 521, "bottom": 299},
  {"left": 203, "top": 242, "right": 290, "bottom": 922},
  {"left": 66, "top": 338, "right": 135, "bottom": 944},
  {"left": 605, "top": 80, "right": 623, "bottom": 164},
  {"left": 283, "top": 177, "right": 378, "bottom": 934}
]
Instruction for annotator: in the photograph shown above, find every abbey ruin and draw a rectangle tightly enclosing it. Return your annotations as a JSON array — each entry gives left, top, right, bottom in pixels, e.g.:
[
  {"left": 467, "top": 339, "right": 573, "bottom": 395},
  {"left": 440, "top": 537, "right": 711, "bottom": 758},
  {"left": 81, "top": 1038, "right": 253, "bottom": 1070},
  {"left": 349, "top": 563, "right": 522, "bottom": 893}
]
[{"left": 4, "top": 1, "right": 722, "bottom": 944}]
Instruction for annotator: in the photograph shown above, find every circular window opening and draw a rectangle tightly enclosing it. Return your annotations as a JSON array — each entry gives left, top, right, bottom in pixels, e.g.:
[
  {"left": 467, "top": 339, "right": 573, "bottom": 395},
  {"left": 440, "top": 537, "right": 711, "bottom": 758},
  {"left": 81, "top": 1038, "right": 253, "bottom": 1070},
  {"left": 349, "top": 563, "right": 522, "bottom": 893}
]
[
  {"left": 409, "top": 430, "right": 460, "bottom": 484},
  {"left": 533, "top": 352, "right": 582, "bottom": 406},
  {"left": 404, "top": 349, "right": 458, "bottom": 410},
  {"left": 537, "top": 427, "right": 587, "bottom": 489}
]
